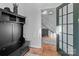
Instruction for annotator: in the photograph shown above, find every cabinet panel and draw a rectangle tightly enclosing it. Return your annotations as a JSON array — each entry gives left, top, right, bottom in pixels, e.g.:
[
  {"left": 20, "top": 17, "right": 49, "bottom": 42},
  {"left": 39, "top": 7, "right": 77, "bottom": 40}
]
[
  {"left": 0, "top": 23, "right": 12, "bottom": 47},
  {"left": 13, "top": 24, "right": 22, "bottom": 41},
  {"left": 2, "top": 14, "right": 9, "bottom": 21}
]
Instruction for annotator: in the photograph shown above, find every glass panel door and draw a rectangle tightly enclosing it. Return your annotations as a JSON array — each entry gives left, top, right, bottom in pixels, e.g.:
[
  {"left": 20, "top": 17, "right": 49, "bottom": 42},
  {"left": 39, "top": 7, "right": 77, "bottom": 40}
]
[{"left": 57, "top": 3, "right": 74, "bottom": 55}]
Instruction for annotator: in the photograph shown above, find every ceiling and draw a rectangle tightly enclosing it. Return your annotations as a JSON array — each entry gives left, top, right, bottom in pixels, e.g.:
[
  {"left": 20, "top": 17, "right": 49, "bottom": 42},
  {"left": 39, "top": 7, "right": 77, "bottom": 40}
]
[{"left": 37, "top": 3, "right": 61, "bottom": 9}]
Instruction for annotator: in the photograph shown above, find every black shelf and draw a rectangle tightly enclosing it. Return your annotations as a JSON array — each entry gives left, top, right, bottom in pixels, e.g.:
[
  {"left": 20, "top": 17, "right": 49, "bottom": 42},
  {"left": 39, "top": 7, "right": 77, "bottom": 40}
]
[{"left": 0, "top": 8, "right": 25, "bottom": 24}]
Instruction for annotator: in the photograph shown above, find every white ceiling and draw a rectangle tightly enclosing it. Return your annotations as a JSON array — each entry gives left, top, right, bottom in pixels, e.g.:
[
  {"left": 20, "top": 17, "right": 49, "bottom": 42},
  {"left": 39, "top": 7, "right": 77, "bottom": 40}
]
[
  {"left": 37, "top": 3, "right": 61, "bottom": 9},
  {"left": 18, "top": 3, "right": 61, "bottom": 16},
  {"left": 19, "top": 3, "right": 61, "bottom": 9}
]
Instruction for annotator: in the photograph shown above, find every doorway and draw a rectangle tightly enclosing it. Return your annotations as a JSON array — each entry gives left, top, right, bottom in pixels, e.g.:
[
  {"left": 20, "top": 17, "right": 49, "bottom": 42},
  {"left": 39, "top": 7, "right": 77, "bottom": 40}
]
[{"left": 41, "top": 8, "right": 59, "bottom": 56}]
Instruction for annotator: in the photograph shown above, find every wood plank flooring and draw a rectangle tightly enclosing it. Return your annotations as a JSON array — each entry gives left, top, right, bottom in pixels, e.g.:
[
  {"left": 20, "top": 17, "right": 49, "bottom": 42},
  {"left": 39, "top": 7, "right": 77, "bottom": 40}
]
[
  {"left": 25, "top": 44, "right": 60, "bottom": 56},
  {"left": 25, "top": 35, "right": 60, "bottom": 56}
]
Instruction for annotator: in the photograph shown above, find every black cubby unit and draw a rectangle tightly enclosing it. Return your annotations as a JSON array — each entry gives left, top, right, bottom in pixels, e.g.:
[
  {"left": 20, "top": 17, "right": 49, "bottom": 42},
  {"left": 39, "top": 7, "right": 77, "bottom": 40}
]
[{"left": 0, "top": 8, "right": 25, "bottom": 23}]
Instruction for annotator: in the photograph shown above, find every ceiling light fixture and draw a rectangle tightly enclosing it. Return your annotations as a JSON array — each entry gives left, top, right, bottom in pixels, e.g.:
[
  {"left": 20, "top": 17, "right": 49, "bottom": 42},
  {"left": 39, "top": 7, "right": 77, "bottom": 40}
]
[{"left": 42, "top": 10, "right": 47, "bottom": 15}]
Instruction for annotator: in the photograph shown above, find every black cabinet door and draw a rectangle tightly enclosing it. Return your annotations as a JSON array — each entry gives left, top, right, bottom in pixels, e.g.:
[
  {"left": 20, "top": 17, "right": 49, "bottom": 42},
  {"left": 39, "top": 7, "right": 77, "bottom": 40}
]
[{"left": 0, "top": 23, "right": 12, "bottom": 47}]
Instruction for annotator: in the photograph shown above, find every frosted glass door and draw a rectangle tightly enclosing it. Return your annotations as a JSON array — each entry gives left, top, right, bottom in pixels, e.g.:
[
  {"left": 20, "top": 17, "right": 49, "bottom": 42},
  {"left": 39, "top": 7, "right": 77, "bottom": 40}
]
[
  {"left": 63, "top": 43, "right": 67, "bottom": 53},
  {"left": 59, "top": 33, "right": 62, "bottom": 41},
  {"left": 59, "top": 8, "right": 62, "bottom": 16},
  {"left": 68, "top": 35, "right": 73, "bottom": 46},
  {"left": 59, "top": 41, "right": 62, "bottom": 49},
  {"left": 63, "top": 34, "right": 67, "bottom": 43},
  {"left": 68, "top": 13, "right": 73, "bottom": 23},
  {"left": 68, "top": 25, "right": 73, "bottom": 34},
  {"left": 57, "top": 3, "right": 74, "bottom": 55},
  {"left": 68, "top": 4, "right": 73, "bottom": 13},
  {"left": 63, "top": 15, "right": 67, "bottom": 24},
  {"left": 63, "top": 6, "right": 67, "bottom": 15},
  {"left": 59, "top": 17, "right": 62, "bottom": 24},
  {"left": 63, "top": 25, "right": 67, "bottom": 33},
  {"left": 68, "top": 45, "right": 73, "bottom": 55}
]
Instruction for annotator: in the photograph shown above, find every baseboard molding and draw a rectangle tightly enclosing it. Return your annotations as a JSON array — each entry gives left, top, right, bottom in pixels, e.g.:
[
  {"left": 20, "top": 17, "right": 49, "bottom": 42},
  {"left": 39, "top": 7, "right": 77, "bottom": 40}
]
[{"left": 29, "top": 45, "right": 41, "bottom": 48}]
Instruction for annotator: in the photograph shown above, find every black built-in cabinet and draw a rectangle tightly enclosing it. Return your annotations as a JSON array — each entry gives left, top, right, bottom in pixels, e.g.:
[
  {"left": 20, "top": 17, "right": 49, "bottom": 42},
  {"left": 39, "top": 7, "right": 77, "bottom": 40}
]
[{"left": 0, "top": 8, "right": 29, "bottom": 56}]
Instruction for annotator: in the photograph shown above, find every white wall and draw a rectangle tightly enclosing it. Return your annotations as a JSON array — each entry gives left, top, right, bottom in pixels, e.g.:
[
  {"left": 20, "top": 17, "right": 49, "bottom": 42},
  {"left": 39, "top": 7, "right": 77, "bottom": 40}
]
[
  {"left": 18, "top": 4, "right": 42, "bottom": 48},
  {"left": 42, "top": 8, "right": 56, "bottom": 32},
  {"left": 0, "top": 3, "right": 13, "bottom": 11}
]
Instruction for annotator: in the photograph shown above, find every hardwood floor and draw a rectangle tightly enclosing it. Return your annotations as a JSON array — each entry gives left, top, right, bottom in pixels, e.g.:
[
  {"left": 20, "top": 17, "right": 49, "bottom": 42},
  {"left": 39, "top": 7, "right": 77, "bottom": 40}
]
[
  {"left": 42, "top": 44, "right": 59, "bottom": 56},
  {"left": 25, "top": 35, "right": 60, "bottom": 56},
  {"left": 25, "top": 44, "right": 60, "bottom": 56}
]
